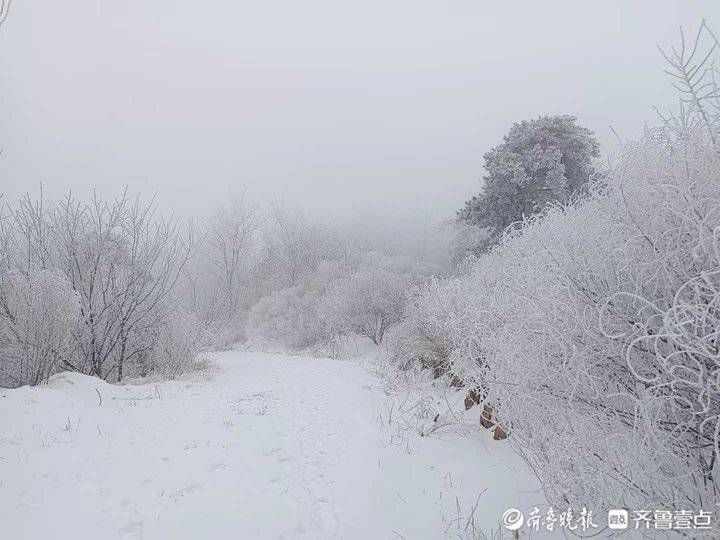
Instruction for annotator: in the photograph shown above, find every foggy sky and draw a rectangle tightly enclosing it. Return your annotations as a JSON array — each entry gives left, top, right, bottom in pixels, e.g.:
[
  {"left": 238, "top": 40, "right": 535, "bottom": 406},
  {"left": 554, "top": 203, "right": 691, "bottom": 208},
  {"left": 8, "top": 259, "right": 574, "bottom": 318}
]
[{"left": 1, "top": 0, "right": 719, "bottom": 225}]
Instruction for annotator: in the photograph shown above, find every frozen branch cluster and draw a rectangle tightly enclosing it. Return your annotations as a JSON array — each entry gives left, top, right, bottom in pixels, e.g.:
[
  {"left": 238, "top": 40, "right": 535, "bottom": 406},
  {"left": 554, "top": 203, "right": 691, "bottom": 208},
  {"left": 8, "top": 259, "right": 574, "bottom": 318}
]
[
  {"left": 0, "top": 191, "right": 209, "bottom": 386},
  {"left": 385, "top": 22, "right": 720, "bottom": 515},
  {"left": 245, "top": 243, "right": 430, "bottom": 355},
  {"left": 180, "top": 194, "right": 261, "bottom": 347},
  {"left": 0, "top": 185, "right": 439, "bottom": 387},
  {"left": 0, "top": 270, "right": 80, "bottom": 386}
]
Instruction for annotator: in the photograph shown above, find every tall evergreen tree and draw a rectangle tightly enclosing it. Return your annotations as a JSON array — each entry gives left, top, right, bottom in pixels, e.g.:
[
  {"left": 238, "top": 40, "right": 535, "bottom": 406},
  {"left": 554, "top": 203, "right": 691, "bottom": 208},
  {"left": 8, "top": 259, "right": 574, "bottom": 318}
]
[{"left": 458, "top": 115, "right": 600, "bottom": 253}]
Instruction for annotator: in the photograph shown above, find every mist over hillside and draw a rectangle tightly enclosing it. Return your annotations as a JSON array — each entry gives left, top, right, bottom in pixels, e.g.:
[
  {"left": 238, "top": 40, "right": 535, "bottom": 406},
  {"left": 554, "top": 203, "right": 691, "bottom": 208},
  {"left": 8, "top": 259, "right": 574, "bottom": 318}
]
[{"left": 3, "top": 2, "right": 720, "bottom": 539}]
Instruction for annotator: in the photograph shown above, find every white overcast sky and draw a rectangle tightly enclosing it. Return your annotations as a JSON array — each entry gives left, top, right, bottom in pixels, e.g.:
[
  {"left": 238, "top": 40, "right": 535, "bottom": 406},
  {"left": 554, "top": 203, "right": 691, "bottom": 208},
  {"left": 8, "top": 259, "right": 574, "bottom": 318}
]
[{"left": 1, "top": 0, "right": 719, "bottom": 224}]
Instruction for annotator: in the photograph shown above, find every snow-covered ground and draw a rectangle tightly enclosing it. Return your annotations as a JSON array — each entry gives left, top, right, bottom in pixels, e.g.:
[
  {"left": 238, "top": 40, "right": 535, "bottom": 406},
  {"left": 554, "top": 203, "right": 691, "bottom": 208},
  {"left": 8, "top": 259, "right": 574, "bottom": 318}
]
[{"left": 1, "top": 350, "right": 546, "bottom": 539}]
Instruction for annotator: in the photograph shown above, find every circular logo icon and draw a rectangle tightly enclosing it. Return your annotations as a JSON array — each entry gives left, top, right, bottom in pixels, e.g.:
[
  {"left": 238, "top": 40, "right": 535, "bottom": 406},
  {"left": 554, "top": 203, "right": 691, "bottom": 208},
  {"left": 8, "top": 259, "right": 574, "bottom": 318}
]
[{"left": 502, "top": 508, "right": 525, "bottom": 530}]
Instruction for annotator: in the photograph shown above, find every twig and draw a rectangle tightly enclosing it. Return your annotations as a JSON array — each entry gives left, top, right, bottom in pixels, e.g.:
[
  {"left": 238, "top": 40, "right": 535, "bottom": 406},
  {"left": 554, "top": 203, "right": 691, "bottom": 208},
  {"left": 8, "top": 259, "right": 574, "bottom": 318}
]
[
  {"left": 0, "top": 0, "right": 11, "bottom": 30},
  {"left": 464, "top": 489, "right": 487, "bottom": 532}
]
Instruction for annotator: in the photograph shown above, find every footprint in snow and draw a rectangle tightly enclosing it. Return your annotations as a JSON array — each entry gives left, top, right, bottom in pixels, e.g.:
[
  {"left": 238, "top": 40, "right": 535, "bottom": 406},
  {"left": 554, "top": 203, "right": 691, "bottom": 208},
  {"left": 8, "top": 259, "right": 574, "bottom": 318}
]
[
  {"left": 118, "top": 521, "right": 143, "bottom": 538},
  {"left": 167, "top": 483, "right": 201, "bottom": 498}
]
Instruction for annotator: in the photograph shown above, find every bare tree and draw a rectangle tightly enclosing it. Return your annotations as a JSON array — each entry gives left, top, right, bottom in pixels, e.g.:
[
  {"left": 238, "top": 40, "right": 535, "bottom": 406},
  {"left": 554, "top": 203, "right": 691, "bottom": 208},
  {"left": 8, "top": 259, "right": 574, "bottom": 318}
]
[
  {"left": 106, "top": 195, "right": 196, "bottom": 380},
  {"left": 321, "top": 268, "right": 408, "bottom": 345},
  {"left": 185, "top": 194, "right": 259, "bottom": 324},
  {"left": 5, "top": 189, "right": 195, "bottom": 381},
  {"left": 260, "top": 200, "right": 346, "bottom": 289}
]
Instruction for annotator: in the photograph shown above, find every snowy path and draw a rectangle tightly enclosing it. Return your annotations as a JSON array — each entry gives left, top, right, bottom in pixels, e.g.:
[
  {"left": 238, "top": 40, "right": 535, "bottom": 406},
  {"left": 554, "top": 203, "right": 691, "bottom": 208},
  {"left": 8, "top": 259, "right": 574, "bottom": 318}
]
[{"left": 1, "top": 350, "right": 544, "bottom": 539}]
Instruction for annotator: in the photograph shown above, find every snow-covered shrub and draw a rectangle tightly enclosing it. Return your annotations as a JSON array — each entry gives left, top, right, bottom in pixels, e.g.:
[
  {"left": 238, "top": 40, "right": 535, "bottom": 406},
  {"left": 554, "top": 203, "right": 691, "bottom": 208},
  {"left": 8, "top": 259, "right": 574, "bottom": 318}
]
[
  {"left": 204, "top": 311, "right": 250, "bottom": 350},
  {"left": 391, "top": 127, "right": 720, "bottom": 512},
  {"left": 387, "top": 277, "right": 468, "bottom": 374},
  {"left": 245, "top": 249, "right": 431, "bottom": 353},
  {"left": 5, "top": 191, "right": 195, "bottom": 381},
  {"left": 146, "top": 309, "right": 212, "bottom": 379},
  {"left": 253, "top": 202, "right": 349, "bottom": 292},
  {"left": 245, "top": 283, "right": 332, "bottom": 350},
  {"left": 320, "top": 267, "right": 409, "bottom": 345},
  {"left": 0, "top": 270, "right": 81, "bottom": 387},
  {"left": 386, "top": 25, "right": 720, "bottom": 512},
  {"left": 448, "top": 221, "right": 490, "bottom": 268},
  {"left": 244, "top": 259, "right": 350, "bottom": 351}
]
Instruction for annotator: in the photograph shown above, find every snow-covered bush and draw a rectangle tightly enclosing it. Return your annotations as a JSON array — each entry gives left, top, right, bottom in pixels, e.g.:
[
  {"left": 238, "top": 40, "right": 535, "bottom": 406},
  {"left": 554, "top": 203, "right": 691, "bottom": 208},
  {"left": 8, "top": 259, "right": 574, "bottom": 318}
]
[
  {"left": 3, "top": 191, "right": 195, "bottom": 381},
  {"left": 448, "top": 221, "right": 490, "bottom": 268},
  {"left": 391, "top": 128, "right": 720, "bottom": 512},
  {"left": 0, "top": 270, "right": 81, "bottom": 387},
  {"left": 253, "top": 202, "right": 349, "bottom": 292},
  {"left": 244, "top": 260, "right": 344, "bottom": 351},
  {"left": 321, "top": 267, "right": 409, "bottom": 345},
  {"left": 246, "top": 248, "right": 432, "bottom": 352},
  {"left": 319, "top": 252, "right": 440, "bottom": 348},
  {"left": 245, "top": 283, "right": 333, "bottom": 350},
  {"left": 381, "top": 278, "right": 463, "bottom": 376},
  {"left": 384, "top": 25, "right": 720, "bottom": 514},
  {"left": 146, "top": 309, "right": 213, "bottom": 379}
]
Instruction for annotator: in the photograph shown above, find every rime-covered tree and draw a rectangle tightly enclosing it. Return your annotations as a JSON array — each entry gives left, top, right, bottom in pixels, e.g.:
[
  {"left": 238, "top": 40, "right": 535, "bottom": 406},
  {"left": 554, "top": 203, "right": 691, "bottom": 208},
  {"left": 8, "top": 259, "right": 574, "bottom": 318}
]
[
  {"left": 183, "top": 194, "right": 259, "bottom": 326},
  {"left": 4, "top": 190, "right": 195, "bottom": 382},
  {"left": 458, "top": 115, "right": 600, "bottom": 253},
  {"left": 321, "top": 267, "right": 408, "bottom": 345},
  {"left": 0, "top": 270, "right": 81, "bottom": 387}
]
